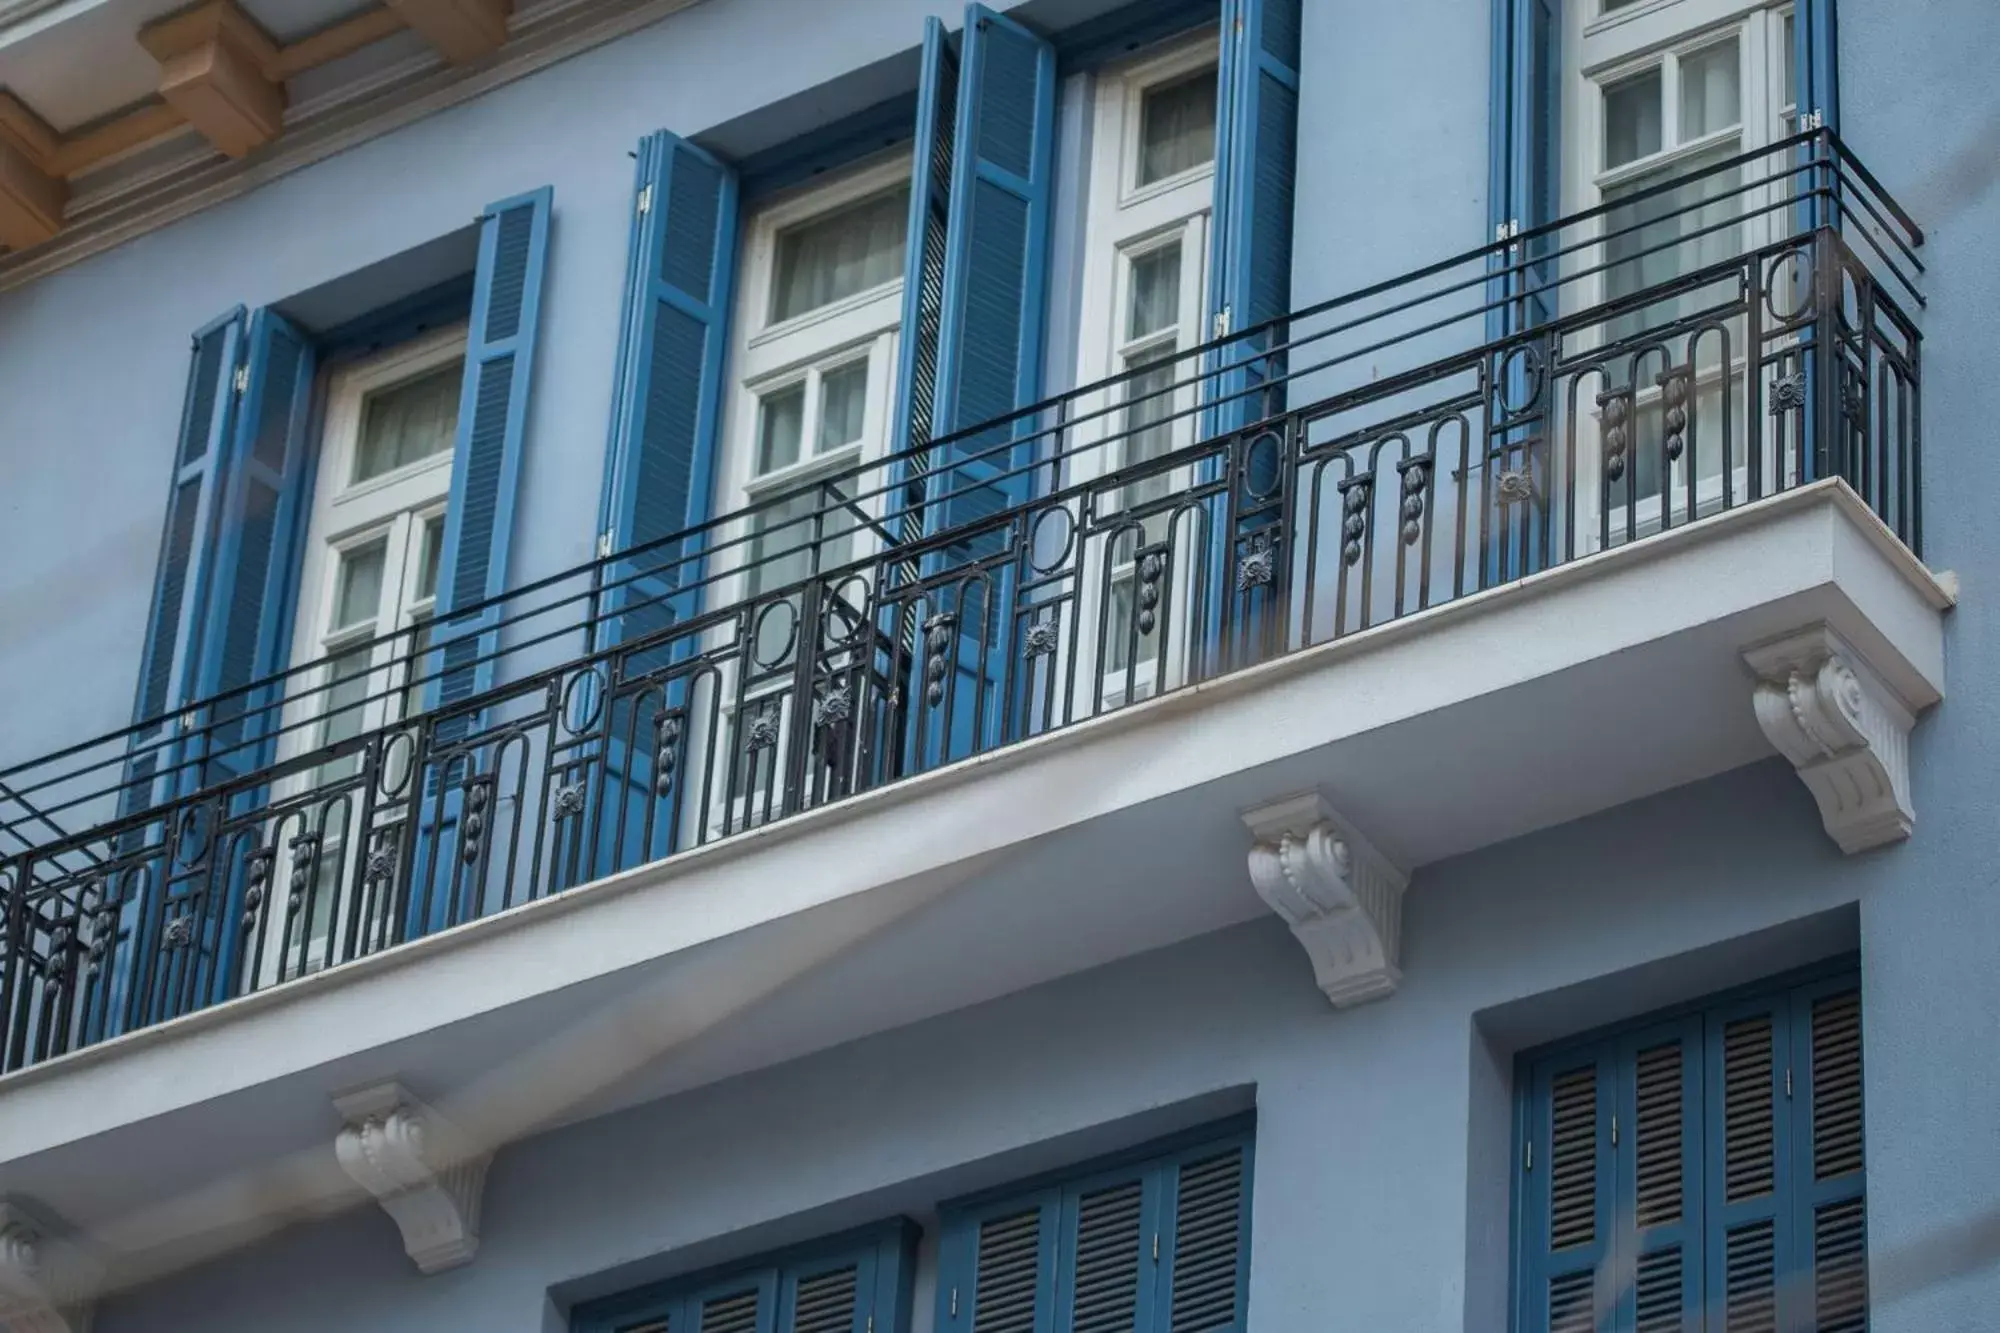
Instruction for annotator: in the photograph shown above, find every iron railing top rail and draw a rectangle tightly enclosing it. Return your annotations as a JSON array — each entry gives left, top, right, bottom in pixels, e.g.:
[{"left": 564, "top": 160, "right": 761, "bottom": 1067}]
[{"left": 0, "top": 128, "right": 1922, "bottom": 856}]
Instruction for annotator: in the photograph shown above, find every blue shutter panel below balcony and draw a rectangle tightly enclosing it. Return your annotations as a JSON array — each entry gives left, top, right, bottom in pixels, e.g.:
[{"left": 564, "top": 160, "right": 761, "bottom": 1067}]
[
  {"left": 1206, "top": 0, "right": 1299, "bottom": 435},
  {"left": 192, "top": 308, "right": 317, "bottom": 788},
  {"left": 930, "top": 3, "right": 1054, "bottom": 540},
  {"left": 887, "top": 16, "right": 960, "bottom": 545},
  {"left": 432, "top": 186, "right": 552, "bottom": 727},
  {"left": 598, "top": 133, "right": 739, "bottom": 654},
  {"left": 126, "top": 309, "right": 246, "bottom": 810}
]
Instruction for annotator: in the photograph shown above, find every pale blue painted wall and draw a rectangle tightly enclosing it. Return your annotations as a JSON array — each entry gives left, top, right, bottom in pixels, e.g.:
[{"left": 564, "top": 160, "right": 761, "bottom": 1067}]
[
  {"left": 0, "top": 0, "right": 1995, "bottom": 1327},
  {"left": 91, "top": 763, "right": 1870, "bottom": 1333}
]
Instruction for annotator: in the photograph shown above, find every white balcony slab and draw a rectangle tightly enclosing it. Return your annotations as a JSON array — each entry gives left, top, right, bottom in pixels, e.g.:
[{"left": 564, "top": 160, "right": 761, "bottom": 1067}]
[{"left": 0, "top": 479, "right": 1951, "bottom": 1292}]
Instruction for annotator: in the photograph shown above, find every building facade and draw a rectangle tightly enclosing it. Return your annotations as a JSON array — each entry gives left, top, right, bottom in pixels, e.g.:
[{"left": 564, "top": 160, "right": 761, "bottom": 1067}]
[{"left": 0, "top": 0, "right": 1992, "bottom": 1330}]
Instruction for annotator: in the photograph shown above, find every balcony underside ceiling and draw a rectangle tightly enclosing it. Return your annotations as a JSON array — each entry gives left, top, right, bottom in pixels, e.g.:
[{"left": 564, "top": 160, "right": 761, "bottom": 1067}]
[{"left": 0, "top": 480, "right": 1952, "bottom": 1291}]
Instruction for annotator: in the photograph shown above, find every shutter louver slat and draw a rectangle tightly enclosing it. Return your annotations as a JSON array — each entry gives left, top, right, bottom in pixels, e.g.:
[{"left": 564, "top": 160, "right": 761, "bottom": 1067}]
[
  {"left": 699, "top": 1289, "right": 763, "bottom": 1333},
  {"left": 1633, "top": 1248, "right": 1683, "bottom": 1333},
  {"left": 1813, "top": 1197, "right": 1868, "bottom": 1333},
  {"left": 972, "top": 1209, "right": 1044, "bottom": 1333},
  {"left": 1812, "top": 990, "right": 1864, "bottom": 1180},
  {"left": 1549, "top": 1066, "right": 1598, "bottom": 1251},
  {"left": 1723, "top": 1219, "right": 1777, "bottom": 1333},
  {"left": 142, "top": 480, "right": 205, "bottom": 723},
  {"left": 1723, "top": 1015, "right": 1776, "bottom": 1201},
  {"left": 792, "top": 1265, "right": 860, "bottom": 1333},
  {"left": 1634, "top": 1041, "right": 1684, "bottom": 1227},
  {"left": 1168, "top": 1149, "right": 1245, "bottom": 1333},
  {"left": 483, "top": 204, "right": 533, "bottom": 342},
  {"left": 889, "top": 16, "right": 958, "bottom": 549},
  {"left": 1069, "top": 1181, "right": 1142, "bottom": 1333},
  {"left": 1547, "top": 1270, "right": 1594, "bottom": 1333}
]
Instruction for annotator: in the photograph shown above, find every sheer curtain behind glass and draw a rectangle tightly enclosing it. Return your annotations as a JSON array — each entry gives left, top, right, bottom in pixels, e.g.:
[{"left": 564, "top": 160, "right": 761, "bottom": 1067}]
[{"left": 771, "top": 188, "right": 911, "bottom": 323}]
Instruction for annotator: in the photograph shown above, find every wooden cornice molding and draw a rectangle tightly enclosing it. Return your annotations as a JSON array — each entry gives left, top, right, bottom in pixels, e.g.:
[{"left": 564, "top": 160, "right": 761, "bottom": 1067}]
[
  {"left": 385, "top": 0, "right": 513, "bottom": 65},
  {"left": 138, "top": 0, "right": 287, "bottom": 159},
  {"left": 0, "top": 95, "right": 65, "bottom": 250}
]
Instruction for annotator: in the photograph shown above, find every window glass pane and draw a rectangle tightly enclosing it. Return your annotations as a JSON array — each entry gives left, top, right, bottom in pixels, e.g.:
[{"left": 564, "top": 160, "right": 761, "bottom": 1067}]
[
  {"left": 1104, "top": 572, "right": 1160, "bottom": 677},
  {"left": 315, "top": 647, "right": 373, "bottom": 783},
  {"left": 1781, "top": 13, "right": 1797, "bottom": 125},
  {"left": 749, "top": 484, "right": 858, "bottom": 595},
  {"left": 333, "top": 542, "right": 387, "bottom": 632},
  {"left": 1679, "top": 39, "right": 1741, "bottom": 140},
  {"left": 771, "top": 187, "right": 911, "bottom": 323},
  {"left": 354, "top": 364, "right": 462, "bottom": 483},
  {"left": 757, "top": 384, "right": 807, "bottom": 474},
  {"left": 1602, "top": 0, "right": 1644, "bottom": 10},
  {"left": 1604, "top": 68, "right": 1663, "bottom": 169},
  {"left": 1127, "top": 244, "right": 1183, "bottom": 341},
  {"left": 1137, "top": 68, "right": 1218, "bottom": 187},
  {"left": 1604, "top": 141, "right": 1742, "bottom": 306},
  {"left": 1117, "top": 347, "right": 1179, "bottom": 526},
  {"left": 414, "top": 518, "right": 443, "bottom": 604},
  {"left": 817, "top": 361, "right": 870, "bottom": 453}
]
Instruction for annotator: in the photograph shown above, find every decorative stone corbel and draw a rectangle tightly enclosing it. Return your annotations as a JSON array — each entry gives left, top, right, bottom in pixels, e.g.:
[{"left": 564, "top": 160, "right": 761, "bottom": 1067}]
[
  {"left": 333, "top": 1083, "right": 489, "bottom": 1274},
  {"left": 1745, "top": 624, "right": 1918, "bottom": 854},
  {"left": 0, "top": 1200, "right": 98, "bottom": 1333},
  {"left": 1243, "top": 793, "right": 1410, "bottom": 1007}
]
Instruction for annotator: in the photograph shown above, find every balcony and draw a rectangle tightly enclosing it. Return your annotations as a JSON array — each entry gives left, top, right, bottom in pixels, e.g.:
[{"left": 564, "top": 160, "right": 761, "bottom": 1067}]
[{"left": 0, "top": 130, "right": 1945, "bottom": 1098}]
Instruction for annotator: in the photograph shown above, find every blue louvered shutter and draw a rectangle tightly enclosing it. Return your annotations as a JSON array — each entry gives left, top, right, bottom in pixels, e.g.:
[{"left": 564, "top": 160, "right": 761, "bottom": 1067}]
[
  {"left": 939, "top": 1189, "right": 1060, "bottom": 1333},
  {"left": 1483, "top": 0, "right": 1559, "bottom": 585},
  {"left": 930, "top": 1, "right": 1054, "bottom": 547},
  {"left": 912, "top": 5, "right": 1054, "bottom": 765},
  {"left": 1793, "top": 0, "right": 1838, "bottom": 133},
  {"left": 1514, "top": 971, "right": 1866, "bottom": 1333},
  {"left": 1205, "top": 0, "right": 1299, "bottom": 435},
  {"left": 1791, "top": 979, "right": 1867, "bottom": 1333},
  {"left": 886, "top": 16, "right": 960, "bottom": 546},
  {"left": 597, "top": 132, "right": 740, "bottom": 657},
  {"left": 776, "top": 1231, "right": 917, "bottom": 1333},
  {"left": 191, "top": 308, "right": 317, "bottom": 790},
  {"left": 431, "top": 187, "right": 552, "bottom": 729},
  {"left": 1153, "top": 1140, "right": 1252, "bottom": 1333},
  {"left": 124, "top": 310, "right": 248, "bottom": 812},
  {"left": 1519, "top": 1044, "right": 1618, "bottom": 1333}
]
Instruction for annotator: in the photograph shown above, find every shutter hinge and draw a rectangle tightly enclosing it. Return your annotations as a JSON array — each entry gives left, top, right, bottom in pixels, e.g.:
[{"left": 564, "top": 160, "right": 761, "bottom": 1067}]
[
  {"left": 950, "top": 1288, "right": 959, "bottom": 1319},
  {"left": 1496, "top": 218, "right": 1521, "bottom": 243},
  {"left": 1786, "top": 1066, "right": 1794, "bottom": 1098},
  {"left": 1610, "top": 1113, "right": 1619, "bottom": 1148},
  {"left": 1801, "top": 108, "right": 1825, "bottom": 131},
  {"left": 597, "top": 531, "right": 614, "bottom": 559},
  {"left": 232, "top": 365, "right": 249, "bottom": 395},
  {"left": 1524, "top": 1138, "right": 1533, "bottom": 1171},
  {"left": 1152, "top": 1232, "right": 1160, "bottom": 1263},
  {"left": 1212, "top": 306, "right": 1232, "bottom": 339},
  {"left": 637, "top": 184, "right": 653, "bottom": 216},
  {"left": 866, "top": 1318, "right": 874, "bottom": 1333}
]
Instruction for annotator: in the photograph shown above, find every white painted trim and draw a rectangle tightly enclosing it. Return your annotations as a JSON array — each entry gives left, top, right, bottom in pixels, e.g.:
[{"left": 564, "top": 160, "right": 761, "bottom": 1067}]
[
  {"left": 0, "top": 1199, "right": 98, "bottom": 1333},
  {"left": 332, "top": 1082, "right": 489, "bottom": 1274},
  {"left": 1243, "top": 793, "right": 1409, "bottom": 1006},
  {"left": 1745, "top": 622, "right": 1919, "bottom": 853}
]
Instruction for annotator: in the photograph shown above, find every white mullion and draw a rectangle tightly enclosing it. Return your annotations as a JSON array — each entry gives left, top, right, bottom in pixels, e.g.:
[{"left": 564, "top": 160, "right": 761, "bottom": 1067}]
[{"left": 1660, "top": 48, "right": 1683, "bottom": 151}]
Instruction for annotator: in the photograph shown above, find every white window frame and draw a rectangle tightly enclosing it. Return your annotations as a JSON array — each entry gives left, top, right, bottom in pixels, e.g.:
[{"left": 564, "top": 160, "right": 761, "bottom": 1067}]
[
  {"left": 1562, "top": 0, "right": 1797, "bottom": 546},
  {"left": 263, "top": 323, "right": 467, "bottom": 983},
  {"left": 1067, "top": 33, "right": 1218, "bottom": 710},
  {"left": 701, "top": 153, "right": 909, "bottom": 837}
]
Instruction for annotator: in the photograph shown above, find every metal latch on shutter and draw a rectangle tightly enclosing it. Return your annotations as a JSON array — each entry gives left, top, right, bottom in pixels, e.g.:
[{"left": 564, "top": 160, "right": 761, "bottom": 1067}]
[
  {"left": 597, "top": 531, "right": 614, "bottom": 559},
  {"left": 1610, "top": 1114, "right": 1618, "bottom": 1147},
  {"left": 949, "top": 1288, "right": 959, "bottom": 1318},
  {"left": 1495, "top": 218, "right": 1522, "bottom": 243},
  {"left": 232, "top": 365, "right": 249, "bottom": 395},
  {"left": 1801, "top": 109, "right": 1825, "bottom": 131},
  {"left": 1212, "top": 306, "right": 1232, "bottom": 339},
  {"left": 1523, "top": 1138, "right": 1533, "bottom": 1171},
  {"left": 637, "top": 184, "right": 654, "bottom": 217}
]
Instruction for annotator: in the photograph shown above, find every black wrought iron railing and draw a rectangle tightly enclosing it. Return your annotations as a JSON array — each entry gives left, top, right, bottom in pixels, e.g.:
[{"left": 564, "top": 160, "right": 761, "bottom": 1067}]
[{"left": 0, "top": 130, "right": 1922, "bottom": 1066}]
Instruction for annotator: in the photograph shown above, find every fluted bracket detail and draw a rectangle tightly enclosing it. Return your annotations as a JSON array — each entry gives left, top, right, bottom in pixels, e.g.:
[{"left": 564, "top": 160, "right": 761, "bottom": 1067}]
[
  {"left": 333, "top": 1083, "right": 488, "bottom": 1274},
  {"left": 0, "top": 1200, "right": 97, "bottom": 1333},
  {"left": 1243, "top": 793, "right": 1410, "bottom": 1007},
  {"left": 1746, "top": 624, "right": 1918, "bottom": 854}
]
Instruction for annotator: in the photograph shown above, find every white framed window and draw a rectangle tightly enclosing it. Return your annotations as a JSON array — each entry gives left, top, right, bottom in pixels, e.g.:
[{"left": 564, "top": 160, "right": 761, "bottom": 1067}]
[
  {"left": 1564, "top": 0, "right": 1798, "bottom": 535},
  {"left": 267, "top": 324, "right": 467, "bottom": 978},
  {"left": 1069, "top": 34, "right": 1218, "bottom": 707},
  {"left": 704, "top": 154, "right": 909, "bottom": 834}
]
